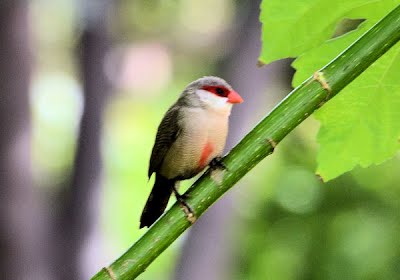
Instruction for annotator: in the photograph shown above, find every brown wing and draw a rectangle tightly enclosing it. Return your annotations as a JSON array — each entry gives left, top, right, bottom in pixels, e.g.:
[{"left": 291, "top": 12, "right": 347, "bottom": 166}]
[{"left": 148, "top": 106, "right": 181, "bottom": 178}]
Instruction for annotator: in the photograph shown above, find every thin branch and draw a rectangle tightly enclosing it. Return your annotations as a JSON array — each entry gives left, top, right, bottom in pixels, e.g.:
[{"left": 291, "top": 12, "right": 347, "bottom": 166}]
[{"left": 92, "top": 4, "right": 400, "bottom": 280}]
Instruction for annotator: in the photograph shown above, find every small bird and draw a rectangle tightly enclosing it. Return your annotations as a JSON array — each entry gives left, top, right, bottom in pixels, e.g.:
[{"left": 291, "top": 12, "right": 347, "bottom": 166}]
[{"left": 140, "top": 76, "right": 243, "bottom": 228}]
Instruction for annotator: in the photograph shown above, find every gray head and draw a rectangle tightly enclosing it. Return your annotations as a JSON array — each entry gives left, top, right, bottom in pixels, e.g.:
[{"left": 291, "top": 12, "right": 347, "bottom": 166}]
[
  {"left": 177, "top": 76, "right": 243, "bottom": 109},
  {"left": 186, "top": 76, "right": 233, "bottom": 91}
]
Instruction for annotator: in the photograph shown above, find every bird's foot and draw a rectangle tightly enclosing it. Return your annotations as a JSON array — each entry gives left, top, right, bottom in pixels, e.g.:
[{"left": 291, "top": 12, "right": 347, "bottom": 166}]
[
  {"left": 209, "top": 156, "right": 227, "bottom": 170},
  {"left": 172, "top": 187, "right": 196, "bottom": 224},
  {"left": 177, "top": 192, "right": 191, "bottom": 200}
]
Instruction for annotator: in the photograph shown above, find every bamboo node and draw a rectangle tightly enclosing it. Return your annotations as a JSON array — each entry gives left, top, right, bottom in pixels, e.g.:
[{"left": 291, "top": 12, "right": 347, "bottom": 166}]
[
  {"left": 267, "top": 138, "right": 277, "bottom": 152},
  {"left": 104, "top": 266, "right": 116, "bottom": 280},
  {"left": 313, "top": 71, "right": 331, "bottom": 93}
]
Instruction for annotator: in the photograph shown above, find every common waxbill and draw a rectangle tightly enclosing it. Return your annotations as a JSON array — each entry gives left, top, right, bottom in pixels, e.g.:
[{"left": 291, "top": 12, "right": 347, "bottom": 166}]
[{"left": 140, "top": 76, "right": 243, "bottom": 228}]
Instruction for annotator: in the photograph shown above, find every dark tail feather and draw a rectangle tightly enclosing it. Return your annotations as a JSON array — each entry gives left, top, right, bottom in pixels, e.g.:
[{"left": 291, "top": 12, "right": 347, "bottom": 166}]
[{"left": 140, "top": 174, "right": 174, "bottom": 228}]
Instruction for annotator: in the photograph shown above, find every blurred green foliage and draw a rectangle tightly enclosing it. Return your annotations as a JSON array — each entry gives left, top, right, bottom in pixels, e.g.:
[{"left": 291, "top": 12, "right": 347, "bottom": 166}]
[{"left": 232, "top": 131, "right": 400, "bottom": 279}]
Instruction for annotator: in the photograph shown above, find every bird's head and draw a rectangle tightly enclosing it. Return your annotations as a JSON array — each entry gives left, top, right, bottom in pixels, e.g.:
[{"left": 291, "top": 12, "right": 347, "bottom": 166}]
[{"left": 179, "top": 76, "right": 243, "bottom": 112}]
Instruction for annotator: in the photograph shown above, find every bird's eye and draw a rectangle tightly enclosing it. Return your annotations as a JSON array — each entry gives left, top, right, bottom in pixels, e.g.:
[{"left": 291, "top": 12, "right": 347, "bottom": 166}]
[{"left": 216, "top": 87, "right": 225, "bottom": 96}]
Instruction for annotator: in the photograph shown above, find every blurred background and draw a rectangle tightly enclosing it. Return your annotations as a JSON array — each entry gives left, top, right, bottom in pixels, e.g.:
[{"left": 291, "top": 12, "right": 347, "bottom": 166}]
[{"left": 1, "top": 1, "right": 400, "bottom": 279}]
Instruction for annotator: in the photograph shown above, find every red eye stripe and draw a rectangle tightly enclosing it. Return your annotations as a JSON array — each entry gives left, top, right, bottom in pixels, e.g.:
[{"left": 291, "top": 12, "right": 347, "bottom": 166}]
[{"left": 201, "top": 85, "right": 229, "bottom": 97}]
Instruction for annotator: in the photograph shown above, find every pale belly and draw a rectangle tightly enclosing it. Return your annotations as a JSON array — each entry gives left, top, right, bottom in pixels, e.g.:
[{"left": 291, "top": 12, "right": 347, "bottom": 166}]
[{"left": 160, "top": 108, "right": 228, "bottom": 180}]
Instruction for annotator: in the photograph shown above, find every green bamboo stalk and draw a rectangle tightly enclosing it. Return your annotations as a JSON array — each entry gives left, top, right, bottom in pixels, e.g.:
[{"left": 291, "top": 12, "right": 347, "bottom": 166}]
[{"left": 92, "top": 5, "right": 400, "bottom": 280}]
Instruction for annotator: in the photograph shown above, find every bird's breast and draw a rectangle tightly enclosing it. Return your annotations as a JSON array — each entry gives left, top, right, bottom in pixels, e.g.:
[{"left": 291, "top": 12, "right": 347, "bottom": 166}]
[
  {"left": 198, "top": 141, "right": 214, "bottom": 170},
  {"left": 160, "top": 107, "right": 229, "bottom": 179}
]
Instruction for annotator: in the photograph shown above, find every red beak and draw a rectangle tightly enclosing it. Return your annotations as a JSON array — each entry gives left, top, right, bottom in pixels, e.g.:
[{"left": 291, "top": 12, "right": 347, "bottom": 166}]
[{"left": 227, "top": 90, "right": 244, "bottom": 104}]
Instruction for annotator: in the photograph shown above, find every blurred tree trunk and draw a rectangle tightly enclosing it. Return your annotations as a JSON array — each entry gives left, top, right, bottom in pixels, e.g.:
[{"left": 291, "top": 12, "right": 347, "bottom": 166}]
[
  {"left": 53, "top": 2, "right": 112, "bottom": 280},
  {"left": 174, "top": 1, "right": 293, "bottom": 279},
  {"left": 0, "top": 2, "right": 50, "bottom": 280}
]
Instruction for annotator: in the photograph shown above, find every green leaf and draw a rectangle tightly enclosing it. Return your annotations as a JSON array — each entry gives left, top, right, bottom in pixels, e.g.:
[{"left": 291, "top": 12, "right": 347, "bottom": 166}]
[
  {"left": 289, "top": 1, "right": 400, "bottom": 180},
  {"left": 315, "top": 44, "right": 400, "bottom": 181},
  {"left": 293, "top": 38, "right": 400, "bottom": 181},
  {"left": 259, "top": 0, "right": 376, "bottom": 64},
  {"left": 291, "top": 23, "right": 371, "bottom": 87},
  {"left": 261, "top": 0, "right": 400, "bottom": 180},
  {"left": 292, "top": 0, "right": 399, "bottom": 85}
]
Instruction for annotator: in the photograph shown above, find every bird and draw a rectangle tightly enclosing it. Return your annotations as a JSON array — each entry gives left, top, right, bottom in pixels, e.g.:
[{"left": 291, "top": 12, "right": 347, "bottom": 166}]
[{"left": 140, "top": 76, "right": 243, "bottom": 228}]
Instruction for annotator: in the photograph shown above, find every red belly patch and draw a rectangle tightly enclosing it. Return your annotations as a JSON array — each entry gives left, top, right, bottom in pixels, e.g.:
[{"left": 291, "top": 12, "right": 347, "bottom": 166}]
[{"left": 198, "top": 142, "right": 214, "bottom": 169}]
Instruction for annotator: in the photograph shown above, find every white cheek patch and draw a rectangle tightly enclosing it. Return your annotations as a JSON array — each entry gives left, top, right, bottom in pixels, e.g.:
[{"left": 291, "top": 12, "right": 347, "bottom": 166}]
[{"left": 196, "top": 89, "right": 230, "bottom": 109}]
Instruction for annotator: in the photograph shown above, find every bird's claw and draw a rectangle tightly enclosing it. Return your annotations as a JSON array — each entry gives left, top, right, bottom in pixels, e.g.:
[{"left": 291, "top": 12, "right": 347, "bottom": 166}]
[
  {"left": 172, "top": 187, "right": 196, "bottom": 224},
  {"left": 177, "top": 197, "right": 196, "bottom": 224},
  {"left": 177, "top": 196, "right": 194, "bottom": 214},
  {"left": 176, "top": 192, "right": 191, "bottom": 201},
  {"left": 209, "top": 156, "right": 227, "bottom": 170}
]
